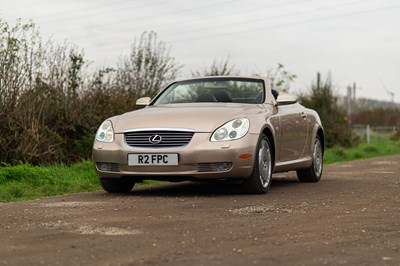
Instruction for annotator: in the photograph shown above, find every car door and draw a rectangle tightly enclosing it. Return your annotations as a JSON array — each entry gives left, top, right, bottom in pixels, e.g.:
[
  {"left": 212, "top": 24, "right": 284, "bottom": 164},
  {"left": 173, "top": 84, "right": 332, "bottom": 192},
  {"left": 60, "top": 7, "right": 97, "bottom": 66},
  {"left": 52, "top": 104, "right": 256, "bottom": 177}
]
[{"left": 277, "top": 104, "right": 308, "bottom": 162}]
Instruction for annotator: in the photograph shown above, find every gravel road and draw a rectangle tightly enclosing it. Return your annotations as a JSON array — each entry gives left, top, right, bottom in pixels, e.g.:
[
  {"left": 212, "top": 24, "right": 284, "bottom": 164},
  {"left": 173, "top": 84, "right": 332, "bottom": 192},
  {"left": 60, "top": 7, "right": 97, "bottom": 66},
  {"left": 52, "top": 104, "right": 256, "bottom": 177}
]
[{"left": 1, "top": 155, "right": 399, "bottom": 266}]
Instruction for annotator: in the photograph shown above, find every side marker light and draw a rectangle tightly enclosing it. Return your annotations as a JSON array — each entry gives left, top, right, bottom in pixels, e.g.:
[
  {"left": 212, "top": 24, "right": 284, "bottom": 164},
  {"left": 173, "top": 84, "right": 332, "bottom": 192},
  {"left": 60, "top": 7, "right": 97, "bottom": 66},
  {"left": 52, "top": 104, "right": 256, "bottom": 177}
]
[{"left": 239, "top": 154, "right": 253, "bottom": 159}]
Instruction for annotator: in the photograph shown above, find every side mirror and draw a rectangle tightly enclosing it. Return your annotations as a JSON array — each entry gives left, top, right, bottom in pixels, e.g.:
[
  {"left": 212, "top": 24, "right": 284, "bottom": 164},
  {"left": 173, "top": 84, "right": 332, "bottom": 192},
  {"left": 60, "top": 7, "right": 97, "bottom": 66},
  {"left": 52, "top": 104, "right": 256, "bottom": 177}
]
[
  {"left": 276, "top": 94, "right": 298, "bottom": 106},
  {"left": 136, "top": 97, "right": 151, "bottom": 106}
]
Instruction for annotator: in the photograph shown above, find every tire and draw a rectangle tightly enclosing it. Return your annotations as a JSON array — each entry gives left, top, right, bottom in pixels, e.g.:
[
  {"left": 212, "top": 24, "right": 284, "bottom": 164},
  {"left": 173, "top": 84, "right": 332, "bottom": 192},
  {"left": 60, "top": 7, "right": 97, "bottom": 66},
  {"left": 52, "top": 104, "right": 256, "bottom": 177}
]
[
  {"left": 243, "top": 134, "right": 273, "bottom": 194},
  {"left": 297, "top": 135, "right": 323, "bottom": 182},
  {"left": 100, "top": 178, "right": 135, "bottom": 193}
]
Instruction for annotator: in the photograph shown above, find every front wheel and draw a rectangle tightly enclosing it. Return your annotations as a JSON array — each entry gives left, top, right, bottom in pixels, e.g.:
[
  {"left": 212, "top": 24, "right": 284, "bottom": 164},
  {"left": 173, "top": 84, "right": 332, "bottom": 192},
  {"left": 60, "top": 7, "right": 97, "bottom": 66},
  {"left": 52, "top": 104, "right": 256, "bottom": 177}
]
[
  {"left": 297, "top": 135, "right": 323, "bottom": 182},
  {"left": 243, "top": 134, "right": 273, "bottom": 194},
  {"left": 100, "top": 178, "right": 136, "bottom": 193}
]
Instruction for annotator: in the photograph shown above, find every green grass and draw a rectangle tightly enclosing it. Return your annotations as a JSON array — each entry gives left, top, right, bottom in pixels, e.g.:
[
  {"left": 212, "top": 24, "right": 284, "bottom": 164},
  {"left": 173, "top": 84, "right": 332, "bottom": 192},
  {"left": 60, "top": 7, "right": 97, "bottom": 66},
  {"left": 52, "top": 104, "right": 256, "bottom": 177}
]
[
  {"left": 1, "top": 135, "right": 399, "bottom": 203},
  {"left": 0, "top": 161, "right": 100, "bottom": 202},
  {"left": 0, "top": 161, "right": 161, "bottom": 203},
  {"left": 324, "top": 135, "right": 400, "bottom": 164}
]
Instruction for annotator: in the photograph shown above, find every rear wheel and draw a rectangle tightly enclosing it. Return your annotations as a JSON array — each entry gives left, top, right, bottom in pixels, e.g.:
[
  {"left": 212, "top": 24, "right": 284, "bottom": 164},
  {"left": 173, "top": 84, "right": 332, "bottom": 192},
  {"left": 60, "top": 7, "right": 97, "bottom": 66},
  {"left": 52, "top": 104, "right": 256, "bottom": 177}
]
[
  {"left": 243, "top": 134, "right": 273, "bottom": 194},
  {"left": 297, "top": 135, "right": 323, "bottom": 182},
  {"left": 100, "top": 178, "right": 135, "bottom": 193}
]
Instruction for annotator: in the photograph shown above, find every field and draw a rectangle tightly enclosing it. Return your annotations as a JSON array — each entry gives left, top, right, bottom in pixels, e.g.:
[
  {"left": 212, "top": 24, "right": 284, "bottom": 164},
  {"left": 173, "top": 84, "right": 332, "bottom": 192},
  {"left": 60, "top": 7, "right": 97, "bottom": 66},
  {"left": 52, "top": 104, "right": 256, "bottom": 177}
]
[{"left": 1, "top": 134, "right": 399, "bottom": 202}]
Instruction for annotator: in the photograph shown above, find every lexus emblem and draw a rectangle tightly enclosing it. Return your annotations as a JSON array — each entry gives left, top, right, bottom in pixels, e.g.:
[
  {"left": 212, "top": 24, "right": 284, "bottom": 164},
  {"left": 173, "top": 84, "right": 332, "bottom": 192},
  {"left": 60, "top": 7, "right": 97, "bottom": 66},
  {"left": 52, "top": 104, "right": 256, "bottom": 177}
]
[{"left": 149, "top": 134, "right": 162, "bottom": 144}]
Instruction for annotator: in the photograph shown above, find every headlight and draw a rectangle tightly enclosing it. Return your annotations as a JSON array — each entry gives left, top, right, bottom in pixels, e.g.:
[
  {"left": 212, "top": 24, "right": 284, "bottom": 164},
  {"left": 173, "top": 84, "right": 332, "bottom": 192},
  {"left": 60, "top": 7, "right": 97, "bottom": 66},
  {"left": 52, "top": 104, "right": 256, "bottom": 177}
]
[
  {"left": 95, "top": 120, "right": 114, "bottom": 142},
  {"left": 211, "top": 118, "right": 250, "bottom": 141}
]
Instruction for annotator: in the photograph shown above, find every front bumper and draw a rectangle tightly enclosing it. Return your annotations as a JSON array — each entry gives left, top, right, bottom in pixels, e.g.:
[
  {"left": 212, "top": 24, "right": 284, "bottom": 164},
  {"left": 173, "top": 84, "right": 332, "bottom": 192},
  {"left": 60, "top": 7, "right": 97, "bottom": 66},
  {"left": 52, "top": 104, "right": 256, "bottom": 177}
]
[{"left": 92, "top": 132, "right": 259, "bottom": 181}]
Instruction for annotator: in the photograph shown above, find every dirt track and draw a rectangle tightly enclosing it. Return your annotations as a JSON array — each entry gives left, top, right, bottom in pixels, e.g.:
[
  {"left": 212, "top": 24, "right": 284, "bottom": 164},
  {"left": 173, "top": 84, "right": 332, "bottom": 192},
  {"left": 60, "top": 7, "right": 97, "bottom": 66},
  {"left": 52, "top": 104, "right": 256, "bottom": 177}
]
[{"left": 1, "top": 155, "right": 399, "bottom": 265}]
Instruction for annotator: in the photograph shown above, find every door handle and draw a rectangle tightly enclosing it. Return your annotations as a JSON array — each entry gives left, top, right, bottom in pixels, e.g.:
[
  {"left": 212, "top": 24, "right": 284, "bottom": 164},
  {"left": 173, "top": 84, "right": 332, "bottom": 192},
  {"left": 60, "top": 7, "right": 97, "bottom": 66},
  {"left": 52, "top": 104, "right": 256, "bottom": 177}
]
[{"left": 301, "top": 112, "right": 307, "bottom": 119}]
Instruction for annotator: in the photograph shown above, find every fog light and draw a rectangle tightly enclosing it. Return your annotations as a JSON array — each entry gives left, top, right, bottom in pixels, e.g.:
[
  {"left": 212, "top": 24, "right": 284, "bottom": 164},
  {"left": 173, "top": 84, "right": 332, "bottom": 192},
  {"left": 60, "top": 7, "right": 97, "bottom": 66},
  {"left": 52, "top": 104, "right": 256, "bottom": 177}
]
[
  {"left": 98, "top": 163, "right": 108, "bottom": 171},
  {"left": 216, "top": 162, "right": 233, "bottom": 171}
]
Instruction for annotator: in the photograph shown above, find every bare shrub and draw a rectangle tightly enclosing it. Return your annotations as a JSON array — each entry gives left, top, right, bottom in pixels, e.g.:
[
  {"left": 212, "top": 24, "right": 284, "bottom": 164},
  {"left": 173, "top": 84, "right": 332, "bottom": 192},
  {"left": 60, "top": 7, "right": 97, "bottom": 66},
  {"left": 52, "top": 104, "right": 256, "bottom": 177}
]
[
  {"left": 82, "top": 31, "right": 182, "bottom": 126},
  {"left": 0, "top": 19, "right": 88, "bottom": 164},
  {"left": 0, "top": 19, "right": 43, "bottom": 163},
  {"left": 118, "top": 31, "right": 181, "bottom": 99},
  {"left": 192, "top": 57, "right": 238, "bottom": 77},
  {"left": 1, "top": 23, "right": 182, "bottom": 165}
]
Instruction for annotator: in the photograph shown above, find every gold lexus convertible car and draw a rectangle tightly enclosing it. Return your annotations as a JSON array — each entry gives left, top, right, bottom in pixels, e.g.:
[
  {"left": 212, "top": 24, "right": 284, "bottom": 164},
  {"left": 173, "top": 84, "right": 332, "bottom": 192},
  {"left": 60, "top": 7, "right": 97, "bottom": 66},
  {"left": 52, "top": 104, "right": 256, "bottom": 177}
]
[{"left": 93, "top": 76, "right": 324, "bottom": 194}]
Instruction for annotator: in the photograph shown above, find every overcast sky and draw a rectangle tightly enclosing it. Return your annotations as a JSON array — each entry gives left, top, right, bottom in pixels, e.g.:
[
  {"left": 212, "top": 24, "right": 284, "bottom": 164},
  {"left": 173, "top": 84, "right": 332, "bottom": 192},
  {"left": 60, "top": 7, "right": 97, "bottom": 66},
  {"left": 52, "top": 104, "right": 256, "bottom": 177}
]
[{"left": 2, "top": 0, "right": 399, "bottom": 102}]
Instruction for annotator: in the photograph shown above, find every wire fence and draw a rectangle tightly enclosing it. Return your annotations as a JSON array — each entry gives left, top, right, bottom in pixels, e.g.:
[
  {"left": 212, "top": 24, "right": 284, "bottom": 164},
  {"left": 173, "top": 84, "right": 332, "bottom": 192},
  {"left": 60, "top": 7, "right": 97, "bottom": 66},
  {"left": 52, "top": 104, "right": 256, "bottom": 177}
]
[{"left": 352, "top": 125, "right": 398, "bottom": 144}]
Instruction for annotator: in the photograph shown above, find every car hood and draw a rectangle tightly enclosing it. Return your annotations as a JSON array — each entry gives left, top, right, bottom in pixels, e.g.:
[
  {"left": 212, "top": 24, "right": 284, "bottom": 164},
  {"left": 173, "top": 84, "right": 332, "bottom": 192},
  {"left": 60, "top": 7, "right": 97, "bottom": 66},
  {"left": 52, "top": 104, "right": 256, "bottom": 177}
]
[{"left": 112, "top": 103, "right": 265, "bottom": 133}]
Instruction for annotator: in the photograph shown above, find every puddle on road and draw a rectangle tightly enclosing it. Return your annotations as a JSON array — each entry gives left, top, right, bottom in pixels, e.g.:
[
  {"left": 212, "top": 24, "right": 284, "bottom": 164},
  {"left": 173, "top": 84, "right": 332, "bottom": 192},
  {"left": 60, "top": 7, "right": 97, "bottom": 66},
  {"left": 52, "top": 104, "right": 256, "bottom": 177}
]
[
  {"left": 41, "top": 201, "right": 105, "bottom": 208},
  {"left": 372, "top": 161, "right": 398, "bottom": 166},
  {"left": 336, "top": 164, "right": 353, "bottom": 168},
  {"left": 230, "top": 203, "right": 311, "bottom": 215},
  {"left": 39, "top": 201, "right": 140, "bottom": 236},
  {"left": 75, "top": 225, "right": 141, "bottom": 236},
  {"left": 332, "top": 171, "right": 355, "bottom": 175},
  {"left": 42, "top": 221, "right": 141, "bottom": 236},
  {"left": 372, "top": 171, "right": 396, "bottom": 174}
]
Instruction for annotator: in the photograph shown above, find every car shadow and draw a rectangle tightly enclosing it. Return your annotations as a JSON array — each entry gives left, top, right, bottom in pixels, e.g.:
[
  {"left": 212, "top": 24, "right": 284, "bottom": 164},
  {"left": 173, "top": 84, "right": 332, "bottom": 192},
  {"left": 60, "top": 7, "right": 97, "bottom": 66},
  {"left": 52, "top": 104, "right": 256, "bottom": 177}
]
[
  {"left": 133, "top": 181, "right": 245, "bottom": 197},
  {"left": 107, "top": 173, "right": 302, "bottom": 197}
]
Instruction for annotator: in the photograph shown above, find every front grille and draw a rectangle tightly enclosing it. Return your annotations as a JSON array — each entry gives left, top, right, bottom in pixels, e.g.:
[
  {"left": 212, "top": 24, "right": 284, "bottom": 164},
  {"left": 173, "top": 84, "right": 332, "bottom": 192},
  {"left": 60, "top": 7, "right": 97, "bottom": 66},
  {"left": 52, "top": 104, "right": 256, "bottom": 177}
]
[{"left": 125, "top": 130, "right": 194, "bottom": 148}]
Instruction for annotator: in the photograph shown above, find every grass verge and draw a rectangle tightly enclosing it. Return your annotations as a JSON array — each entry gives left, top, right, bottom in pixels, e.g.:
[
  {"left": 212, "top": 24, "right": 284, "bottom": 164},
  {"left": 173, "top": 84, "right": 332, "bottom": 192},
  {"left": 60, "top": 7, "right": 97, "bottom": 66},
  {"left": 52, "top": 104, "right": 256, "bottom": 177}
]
[
  {"left": 1, "top": 136, "right": 399, "bottom": 202},
  {"left": 0, "top": 161, "right": 99, "bottom": 202},
  {"left": 0, "top": 161, "right": 161, "bottom": 202},
  {"left": 324, "top": 136, "right": 400, "bottom": 164}
]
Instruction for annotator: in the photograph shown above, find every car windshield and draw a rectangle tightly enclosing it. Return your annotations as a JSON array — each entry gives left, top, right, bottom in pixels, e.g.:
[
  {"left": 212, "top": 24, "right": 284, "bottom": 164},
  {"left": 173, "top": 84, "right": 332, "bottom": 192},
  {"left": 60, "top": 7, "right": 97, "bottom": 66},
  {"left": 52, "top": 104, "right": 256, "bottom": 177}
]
[{"left": 152, "top": 78, "right": 265, "bottom": 105}]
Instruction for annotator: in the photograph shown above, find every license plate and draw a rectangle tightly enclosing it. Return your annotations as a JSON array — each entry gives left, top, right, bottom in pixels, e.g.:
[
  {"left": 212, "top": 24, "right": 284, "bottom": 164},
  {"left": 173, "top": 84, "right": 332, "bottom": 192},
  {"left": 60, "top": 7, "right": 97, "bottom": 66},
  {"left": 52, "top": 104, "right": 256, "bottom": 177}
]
[{"left": 128, "top": 154, "right": 178, "bottom": 166}]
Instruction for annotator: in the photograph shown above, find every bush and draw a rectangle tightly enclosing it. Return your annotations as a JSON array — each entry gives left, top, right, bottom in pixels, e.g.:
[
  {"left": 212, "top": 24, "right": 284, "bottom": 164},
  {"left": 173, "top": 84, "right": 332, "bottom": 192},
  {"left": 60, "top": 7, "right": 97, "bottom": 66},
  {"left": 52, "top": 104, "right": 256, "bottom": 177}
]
[
  {"left": 390, "top": 129, "right": 400, "bottom": 141},
  {"left": 299, "top": 73, "right": 352, "bottom": 148},
  {"left": 0, "top": 18, "right": 87, "bottom": 164},
  {"left": 0, "top": 19, "right": 180, "bottom": 165}
]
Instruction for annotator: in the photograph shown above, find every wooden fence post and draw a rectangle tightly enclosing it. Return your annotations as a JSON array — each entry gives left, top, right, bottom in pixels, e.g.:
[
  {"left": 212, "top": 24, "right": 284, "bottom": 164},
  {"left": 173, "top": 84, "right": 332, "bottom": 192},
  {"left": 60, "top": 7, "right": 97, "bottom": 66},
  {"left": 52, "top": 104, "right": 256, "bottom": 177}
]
[{"left": 366, "top": 125, "right": 370, "bottom": 144}]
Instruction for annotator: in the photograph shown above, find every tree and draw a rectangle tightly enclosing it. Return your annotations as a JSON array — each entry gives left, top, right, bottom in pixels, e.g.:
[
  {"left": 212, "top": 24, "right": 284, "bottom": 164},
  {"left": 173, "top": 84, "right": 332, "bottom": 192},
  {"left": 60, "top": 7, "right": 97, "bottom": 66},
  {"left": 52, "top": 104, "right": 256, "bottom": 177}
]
[
  {"left": 267, "top": 63, "right": 297, "bottom": 92},
  {"left": 0, "top": 19, "right": 44, "bottom": 163},
  {"left": 299, "top": 73, "right": 352, "bottom": 148},
  {"left": 0, "top": 19, "right": 41, "bottom": 115},
  {"left": 118, "top": 31, "right": 181, "bottom": 100},
  {"left": 192, "top": 57, "right": 239, "bottom": 77}
]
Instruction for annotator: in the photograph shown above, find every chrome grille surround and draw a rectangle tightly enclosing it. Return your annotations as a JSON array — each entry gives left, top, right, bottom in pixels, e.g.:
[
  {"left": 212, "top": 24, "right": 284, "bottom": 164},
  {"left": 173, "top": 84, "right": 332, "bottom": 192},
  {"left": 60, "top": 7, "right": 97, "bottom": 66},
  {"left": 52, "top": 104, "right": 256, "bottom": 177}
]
[{"left": 124, "top": 129, "right": 194, "bottom": 148}]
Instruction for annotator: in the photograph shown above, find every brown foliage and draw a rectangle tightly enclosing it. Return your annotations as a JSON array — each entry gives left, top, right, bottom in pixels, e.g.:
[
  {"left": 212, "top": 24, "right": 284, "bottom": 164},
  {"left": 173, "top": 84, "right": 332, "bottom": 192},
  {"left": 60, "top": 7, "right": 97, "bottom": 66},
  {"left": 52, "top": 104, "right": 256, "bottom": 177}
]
[
  {"left": 352, "top": 107, "right": 400, "bottom": 127},
  {"left": 0, "top": 21, "right": 180, "bottom": 165}
]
